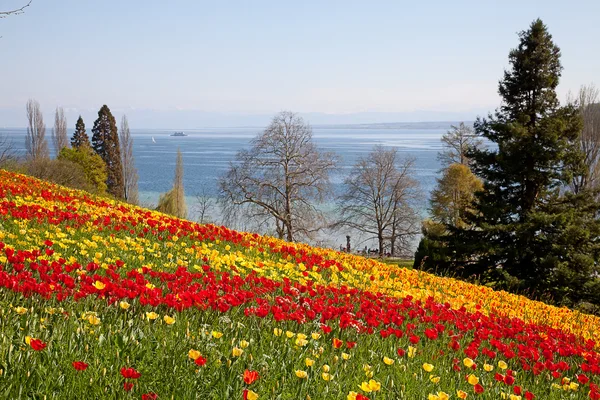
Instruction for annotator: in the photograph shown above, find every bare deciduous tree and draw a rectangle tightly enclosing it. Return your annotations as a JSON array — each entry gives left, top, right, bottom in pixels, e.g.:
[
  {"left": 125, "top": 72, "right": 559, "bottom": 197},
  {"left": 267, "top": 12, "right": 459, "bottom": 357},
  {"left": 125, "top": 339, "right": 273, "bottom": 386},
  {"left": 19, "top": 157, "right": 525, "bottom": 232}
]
[
  {"left": 194, "top": 188, "right": 216, "bottom": 224},
  {"left": 336, "top": 146, "right": 421, "bottom": 257},
  {"left": 569, "top": 84, "right": 600, "bottom": 193},
  {"left": 0, "top": 134, "right": 15, "bottom": 166},
  {"left": 219, "top": 111, "right": 336, "bottom": 242},
  {"left": 52, "top": 107, "right": 69, "bottom": 154},
  {"left": 438, "top": 122, "right": 483, "bottom": 167},
  {"left": 119, "top": 115, "right": 139, "bottom": 204},
  {"left": 0, "top": 1, "right": 31, "bottom": 18},
  {"left": 25, "top": 99, "right": 49, "bottom": 160}
]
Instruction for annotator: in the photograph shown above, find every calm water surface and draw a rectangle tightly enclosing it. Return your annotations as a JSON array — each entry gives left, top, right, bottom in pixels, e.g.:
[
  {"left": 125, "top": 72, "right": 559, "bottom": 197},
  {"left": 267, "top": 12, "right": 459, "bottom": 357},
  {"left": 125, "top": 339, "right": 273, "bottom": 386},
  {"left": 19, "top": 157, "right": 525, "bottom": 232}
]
[{"left": 0, "top": 127, "right": 445, "bottom": 244}]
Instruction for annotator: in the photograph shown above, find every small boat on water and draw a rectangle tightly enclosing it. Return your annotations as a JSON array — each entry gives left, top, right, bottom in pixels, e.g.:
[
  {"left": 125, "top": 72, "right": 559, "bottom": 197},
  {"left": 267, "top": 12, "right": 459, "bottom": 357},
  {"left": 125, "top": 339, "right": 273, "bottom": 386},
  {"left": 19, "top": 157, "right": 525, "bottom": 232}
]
[
  {"left": 151, "top": 137, "right": 156, "bottom": 143},
  {"left": 171, "top": 131, "right": 188, "bottom": 137}
]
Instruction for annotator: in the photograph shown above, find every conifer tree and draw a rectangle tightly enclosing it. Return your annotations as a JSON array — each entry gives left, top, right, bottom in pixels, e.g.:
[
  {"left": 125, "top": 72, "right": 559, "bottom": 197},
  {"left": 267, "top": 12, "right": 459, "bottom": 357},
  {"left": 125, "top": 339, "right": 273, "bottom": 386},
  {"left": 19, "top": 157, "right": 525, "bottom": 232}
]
[
  {"left": 71, "top": 116, "right": 90, "bottom": 149},
  {"left": 445, "top": 19, "right": 600, "bottom": 306},
  {"left": 91, "top": 105, "right": 124, "bottom": 199}
]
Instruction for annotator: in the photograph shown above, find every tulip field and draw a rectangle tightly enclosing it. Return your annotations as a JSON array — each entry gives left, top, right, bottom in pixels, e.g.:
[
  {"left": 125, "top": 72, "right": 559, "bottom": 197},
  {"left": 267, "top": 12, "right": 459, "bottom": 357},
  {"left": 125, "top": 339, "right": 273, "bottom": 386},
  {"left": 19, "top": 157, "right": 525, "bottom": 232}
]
[{"left": 1, "top": 170, "right": 600, "bottom": 399}]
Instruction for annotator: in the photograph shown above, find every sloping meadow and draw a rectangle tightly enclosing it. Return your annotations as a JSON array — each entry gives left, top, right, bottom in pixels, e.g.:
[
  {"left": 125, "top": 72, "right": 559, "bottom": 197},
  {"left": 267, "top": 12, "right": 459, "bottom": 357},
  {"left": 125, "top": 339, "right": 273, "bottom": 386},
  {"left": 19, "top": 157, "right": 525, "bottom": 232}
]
[{"left": 0, "top": 170, "right": 599, "bottom": 399}]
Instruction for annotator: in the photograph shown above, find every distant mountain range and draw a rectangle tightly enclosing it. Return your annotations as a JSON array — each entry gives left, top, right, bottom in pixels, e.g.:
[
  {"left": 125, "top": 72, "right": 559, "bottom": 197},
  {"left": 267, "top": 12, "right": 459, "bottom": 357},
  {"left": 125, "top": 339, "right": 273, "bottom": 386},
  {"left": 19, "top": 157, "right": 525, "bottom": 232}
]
[
  {"left": 315, "top": 121, "right": 474, "bottom": 129},
  {"left": 0, "top": 107, "right": 489, "bottom": 129}
]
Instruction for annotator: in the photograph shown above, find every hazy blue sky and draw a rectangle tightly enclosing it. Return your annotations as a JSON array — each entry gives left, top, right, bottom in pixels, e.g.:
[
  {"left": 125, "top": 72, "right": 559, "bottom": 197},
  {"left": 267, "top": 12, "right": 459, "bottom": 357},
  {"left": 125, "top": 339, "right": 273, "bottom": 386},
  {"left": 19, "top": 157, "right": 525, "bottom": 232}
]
[{"left": 0, "top": 0, "right": 598, "bottom": 126}]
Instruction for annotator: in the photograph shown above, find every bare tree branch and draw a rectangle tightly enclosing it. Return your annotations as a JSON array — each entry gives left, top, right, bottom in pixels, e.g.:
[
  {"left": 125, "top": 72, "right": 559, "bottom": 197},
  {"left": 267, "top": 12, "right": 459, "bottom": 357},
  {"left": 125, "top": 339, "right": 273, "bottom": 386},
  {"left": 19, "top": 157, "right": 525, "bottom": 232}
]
[
  {"left": 52, "top": 107, "right": 69, "bottom": 154},
  {"left": 25, "top": 99, "right": 49, "bottom": 161},
  {"left": 438, "top": 122, "right": 483, "bottom": 167},
  {"left": 0, "top": 133, "right": 15, "bottom": 166},
  {"left": 569, "top": 84, "right": 600, "bottom": 194},
  {"left": 335, "top": 145, "right": 421, "bottom": 257},
  {"left": 194, "top": 187, "right": 217, "bottom": 224},
  {"left": 219, "top": 111, "right": 337, "bottom": 242},
  {"left": 120, "top": 115, "right": 139, "bottom": 204},
  {"left": 0, "top": 1, "right": 31, "bottom": 18}
]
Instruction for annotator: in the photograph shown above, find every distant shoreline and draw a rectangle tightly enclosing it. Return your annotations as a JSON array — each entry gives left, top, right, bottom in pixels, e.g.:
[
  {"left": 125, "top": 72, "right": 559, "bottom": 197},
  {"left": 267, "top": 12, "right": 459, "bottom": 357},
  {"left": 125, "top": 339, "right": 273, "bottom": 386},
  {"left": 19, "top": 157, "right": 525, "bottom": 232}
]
[{"left": 0, "top": 121, "right": 469, "bottom": 131}]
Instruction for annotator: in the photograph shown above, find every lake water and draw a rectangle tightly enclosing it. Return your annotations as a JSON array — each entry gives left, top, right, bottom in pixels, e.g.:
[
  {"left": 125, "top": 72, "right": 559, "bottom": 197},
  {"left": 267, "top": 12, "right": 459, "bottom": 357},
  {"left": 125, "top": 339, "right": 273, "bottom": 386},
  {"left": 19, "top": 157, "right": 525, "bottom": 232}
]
[{"left": 0, "top": 127, "right": 446, "bottom": 248}]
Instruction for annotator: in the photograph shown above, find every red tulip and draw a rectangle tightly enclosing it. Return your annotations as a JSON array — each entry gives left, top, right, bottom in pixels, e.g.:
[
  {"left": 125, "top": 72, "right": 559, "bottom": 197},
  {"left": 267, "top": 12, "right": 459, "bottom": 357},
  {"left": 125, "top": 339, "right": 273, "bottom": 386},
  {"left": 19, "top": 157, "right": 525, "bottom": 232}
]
[
  {"left": 243, "top": 369, "right": 259, "bottom": 385},
  {"left": 72, "top": 361, "right": 88, "bottom": 371},
  {"left": 120, "top": 367, "right": 141, "bottom": 379}
]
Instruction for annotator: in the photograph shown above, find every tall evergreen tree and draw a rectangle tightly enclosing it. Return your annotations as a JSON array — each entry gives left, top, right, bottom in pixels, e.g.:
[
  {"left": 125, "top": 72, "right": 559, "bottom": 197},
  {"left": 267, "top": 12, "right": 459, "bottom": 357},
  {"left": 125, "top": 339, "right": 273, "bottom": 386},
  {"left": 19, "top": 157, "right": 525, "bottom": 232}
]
[
  {"left": 446, "top": 19, "right": 600, "bottom": 307},
  {"left": 91, "top": 105, "right": 124, "bottom": 199},
  {"left": 71, "top": 116, "right": 90, "bottom": 149}
]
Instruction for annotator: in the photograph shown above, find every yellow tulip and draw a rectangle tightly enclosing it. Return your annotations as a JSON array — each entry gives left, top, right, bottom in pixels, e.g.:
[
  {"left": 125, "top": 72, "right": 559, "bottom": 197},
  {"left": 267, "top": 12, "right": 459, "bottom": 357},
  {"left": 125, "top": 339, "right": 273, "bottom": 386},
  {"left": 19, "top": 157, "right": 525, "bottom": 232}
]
[
  {"left": 295, "top": 370, "right": 308, "bottom": 379},
  {"left": 211, "top": 331, "right": 223, "bottom": 339},
  {"left": 163, "top": 315, "right": 176, "bottom": 325},
  {"left": 360, "top": 379, "right": 381, "bottom": 393},
  {"left": 232, "top": 347, "right": 243, "bottom": 357},
  {"left": 311, "top": 332, "right": 321, "bottom": 340},
  {"left": 146, "top": 312, "right": 159, "bottom": 320},
  {"left": 188, "top": 349, "right": 201, "bottom": 360},
  {"left": 467, "top": 374, "right": 479, "bottom": 385},
  {"left": 87, "top": 315, "right": 101, "bottom": 325},
  {"left": 14, "top": 306, "right": 27, "bottom": 315},
  {"left": 273, "top": 328, "right": 282, "bottom": 336},
  {"left": 93, "top": 281, "right": 105, "bottom": 290},
  {"left": 498, "top": 360, "right": 508, "bottom": 370},
  {"left": 245, "top": 390, "right": 259, "bottom": 400},
  {"left": 119, "top": 301, "right": 130, "bottom": 310},
  {"left": 341, "top": 352, "right": 351, "bottom": 360},
  {"left": 285, "top": 331, "right": 295, "bottom": 338},
  {"left": 295, "top": 338, "right": 308, "bottom": 346},
  {"left": 457, "top": 389, "right": 468, "bottom": 399},
  {"left": 408, "top": 346, "right": 417, "bottom": 358},
  {"left": 383, "top": 356, "right": 394, "bottom": 365},
  {"left": 239, "top": 340, "right": 249, "bottom": 348},
  {"left": 305, "top": 358, "right": 315, "bottom": 367},
  {"left": 322, "top": 372, "right": 332, "bottom": 381},
  {"left": 423, "top": 363, "right": 434, "bottom": 372},
  {"left": 430, "top": 375, "right": 440, "bottom": 383},
  {"left": 463, "top": 357, "right": 474, "bottom": 368},
  {"left": 483, "top": 363, "right": 494, "bottom": 372},
  {"left": 322, "top": 364, "right": 330, "bottom": 372},
  {"left": 347, "top": 392, "right": 358, "bottom": 400}
]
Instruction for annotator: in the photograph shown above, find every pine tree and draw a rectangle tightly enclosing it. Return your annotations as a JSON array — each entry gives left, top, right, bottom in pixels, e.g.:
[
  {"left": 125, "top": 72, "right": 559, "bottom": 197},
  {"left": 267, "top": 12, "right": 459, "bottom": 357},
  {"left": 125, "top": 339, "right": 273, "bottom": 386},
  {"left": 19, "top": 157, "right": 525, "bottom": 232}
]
[
  {"left": 446, "top": 19, "right": 600, "bottom": 306},
  {"left": 156, "top": 149, "right": 187, "bottom": 219},
  {"left": 71, "top": 116, "right": 90, "bottom": 149},
  {"left": 91, "top": 105, "right": 124, "bottom": 199}
]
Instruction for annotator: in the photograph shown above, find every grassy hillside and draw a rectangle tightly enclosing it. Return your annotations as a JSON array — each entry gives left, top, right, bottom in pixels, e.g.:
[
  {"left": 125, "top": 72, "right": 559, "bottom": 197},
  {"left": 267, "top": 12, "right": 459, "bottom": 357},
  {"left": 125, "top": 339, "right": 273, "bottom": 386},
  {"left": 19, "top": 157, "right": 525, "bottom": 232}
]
[{"left": 0, "top": 169, "right": 599, "bottom": 399}]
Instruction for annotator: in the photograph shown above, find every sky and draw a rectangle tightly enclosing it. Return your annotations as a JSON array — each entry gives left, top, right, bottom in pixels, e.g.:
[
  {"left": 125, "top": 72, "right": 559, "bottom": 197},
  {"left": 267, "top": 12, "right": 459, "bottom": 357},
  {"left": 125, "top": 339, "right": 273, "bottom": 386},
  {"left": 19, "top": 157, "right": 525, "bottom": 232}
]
[{"left": 0, "top": 0, "right": 599, "bottom": 127}]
